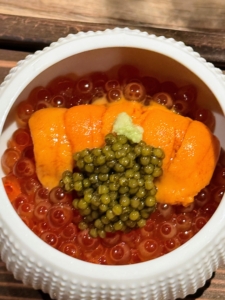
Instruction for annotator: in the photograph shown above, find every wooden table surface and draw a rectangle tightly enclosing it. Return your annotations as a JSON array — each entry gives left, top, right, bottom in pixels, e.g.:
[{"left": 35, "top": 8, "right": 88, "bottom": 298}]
[{"left": 1, "top": 1, "right": 225, "bottom": 299}]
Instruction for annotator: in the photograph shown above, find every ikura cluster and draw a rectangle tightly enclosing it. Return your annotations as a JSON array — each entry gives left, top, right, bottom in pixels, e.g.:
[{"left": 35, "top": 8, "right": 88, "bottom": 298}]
[
  {"left": 1, "top": 65, "right": 223, "bottom": 265},
  {"left": 15, "top": 65, "right": 215, "bottom": 131}
]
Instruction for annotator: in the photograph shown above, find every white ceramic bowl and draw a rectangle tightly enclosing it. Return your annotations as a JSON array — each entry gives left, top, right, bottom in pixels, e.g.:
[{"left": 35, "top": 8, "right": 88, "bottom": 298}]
[{"left": 0, "top": 27, "right": 225, "bottom": 300}]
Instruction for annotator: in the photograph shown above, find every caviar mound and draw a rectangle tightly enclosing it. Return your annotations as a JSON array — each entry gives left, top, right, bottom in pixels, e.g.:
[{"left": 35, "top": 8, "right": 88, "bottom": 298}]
[{"left": 60, "top": 133, "right": 164, "bottom": 238}]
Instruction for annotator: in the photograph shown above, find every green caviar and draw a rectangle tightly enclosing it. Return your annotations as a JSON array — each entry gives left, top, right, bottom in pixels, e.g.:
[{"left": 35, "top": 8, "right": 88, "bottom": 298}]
[{"left": 60, "top": 133, "right": 164, "bottom": 238}]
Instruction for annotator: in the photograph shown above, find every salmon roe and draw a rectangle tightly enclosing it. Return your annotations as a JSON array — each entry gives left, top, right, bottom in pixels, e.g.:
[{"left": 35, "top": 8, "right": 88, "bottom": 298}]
[{"left": 1, "top": 65, "right": 222, "bottom": 265}]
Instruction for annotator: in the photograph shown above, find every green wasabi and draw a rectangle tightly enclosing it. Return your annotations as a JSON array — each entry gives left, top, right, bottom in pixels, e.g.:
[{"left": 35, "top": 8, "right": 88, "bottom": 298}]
[{"left": 112, "top": 112, "right": 144, "bottom": 143}]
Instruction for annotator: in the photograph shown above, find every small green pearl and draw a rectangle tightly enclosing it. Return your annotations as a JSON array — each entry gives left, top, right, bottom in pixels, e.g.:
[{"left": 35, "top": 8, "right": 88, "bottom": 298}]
[
  {"left": 83, "top": 154, "right": 93, "bottom": 164},
  {"left": 100, "top": 194, "right": 111, "bottom": 205},
  {"left": 112, "top": 204, "right": 123, "bottom": 215},
  {"left": 152, "top": 167, "right": 163, "bottom": 177},
  {"left": 153, "top": 148, "right": 165, "bottom": 158},
  {"left": 145, "top": 196, "right": 156, "bottom": 207},
  {"left": 119, "top": 195, "right": 130, "bottom": 207},
  {"left": 98, "top": 185, "right": 109, "bottom": 194},
  {"left": 89, "top": 228, "right": 98, "bottom": 238}
]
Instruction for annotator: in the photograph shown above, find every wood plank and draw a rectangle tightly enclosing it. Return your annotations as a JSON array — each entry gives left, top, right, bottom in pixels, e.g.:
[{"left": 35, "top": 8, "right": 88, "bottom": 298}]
[
  {"left": 0, "top": 262, "right": 44, "bottom": 299},
  {"left": 1, "top": 0, "right": 225, "bottom": 33},
  {"left": 1, "top": 14, "right": 225, "bottom": 67},
  {"left": 0, "top": 49, "right": 31, "bottom": 61},
  {"left": 0, "top": 49, "right": 30, "bottom": 83}
]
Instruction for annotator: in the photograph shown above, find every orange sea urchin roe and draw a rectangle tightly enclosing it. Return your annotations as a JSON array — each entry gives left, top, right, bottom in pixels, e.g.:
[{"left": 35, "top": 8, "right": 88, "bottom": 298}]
[
  {"left": 141, "top": 104, "right": 220, "bottom": 206},
  {"left": 28, "top": 108, "right": 73, "bottom": 190},
  {"left": 29, "top": 99, "right": 220, "bottom": 206}
]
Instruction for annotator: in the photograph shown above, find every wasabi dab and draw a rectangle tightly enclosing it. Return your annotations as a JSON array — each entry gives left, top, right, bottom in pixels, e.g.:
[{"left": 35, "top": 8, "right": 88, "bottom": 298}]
[{"left": 113, "top": 112, "right": 144, "bottom": 143}]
